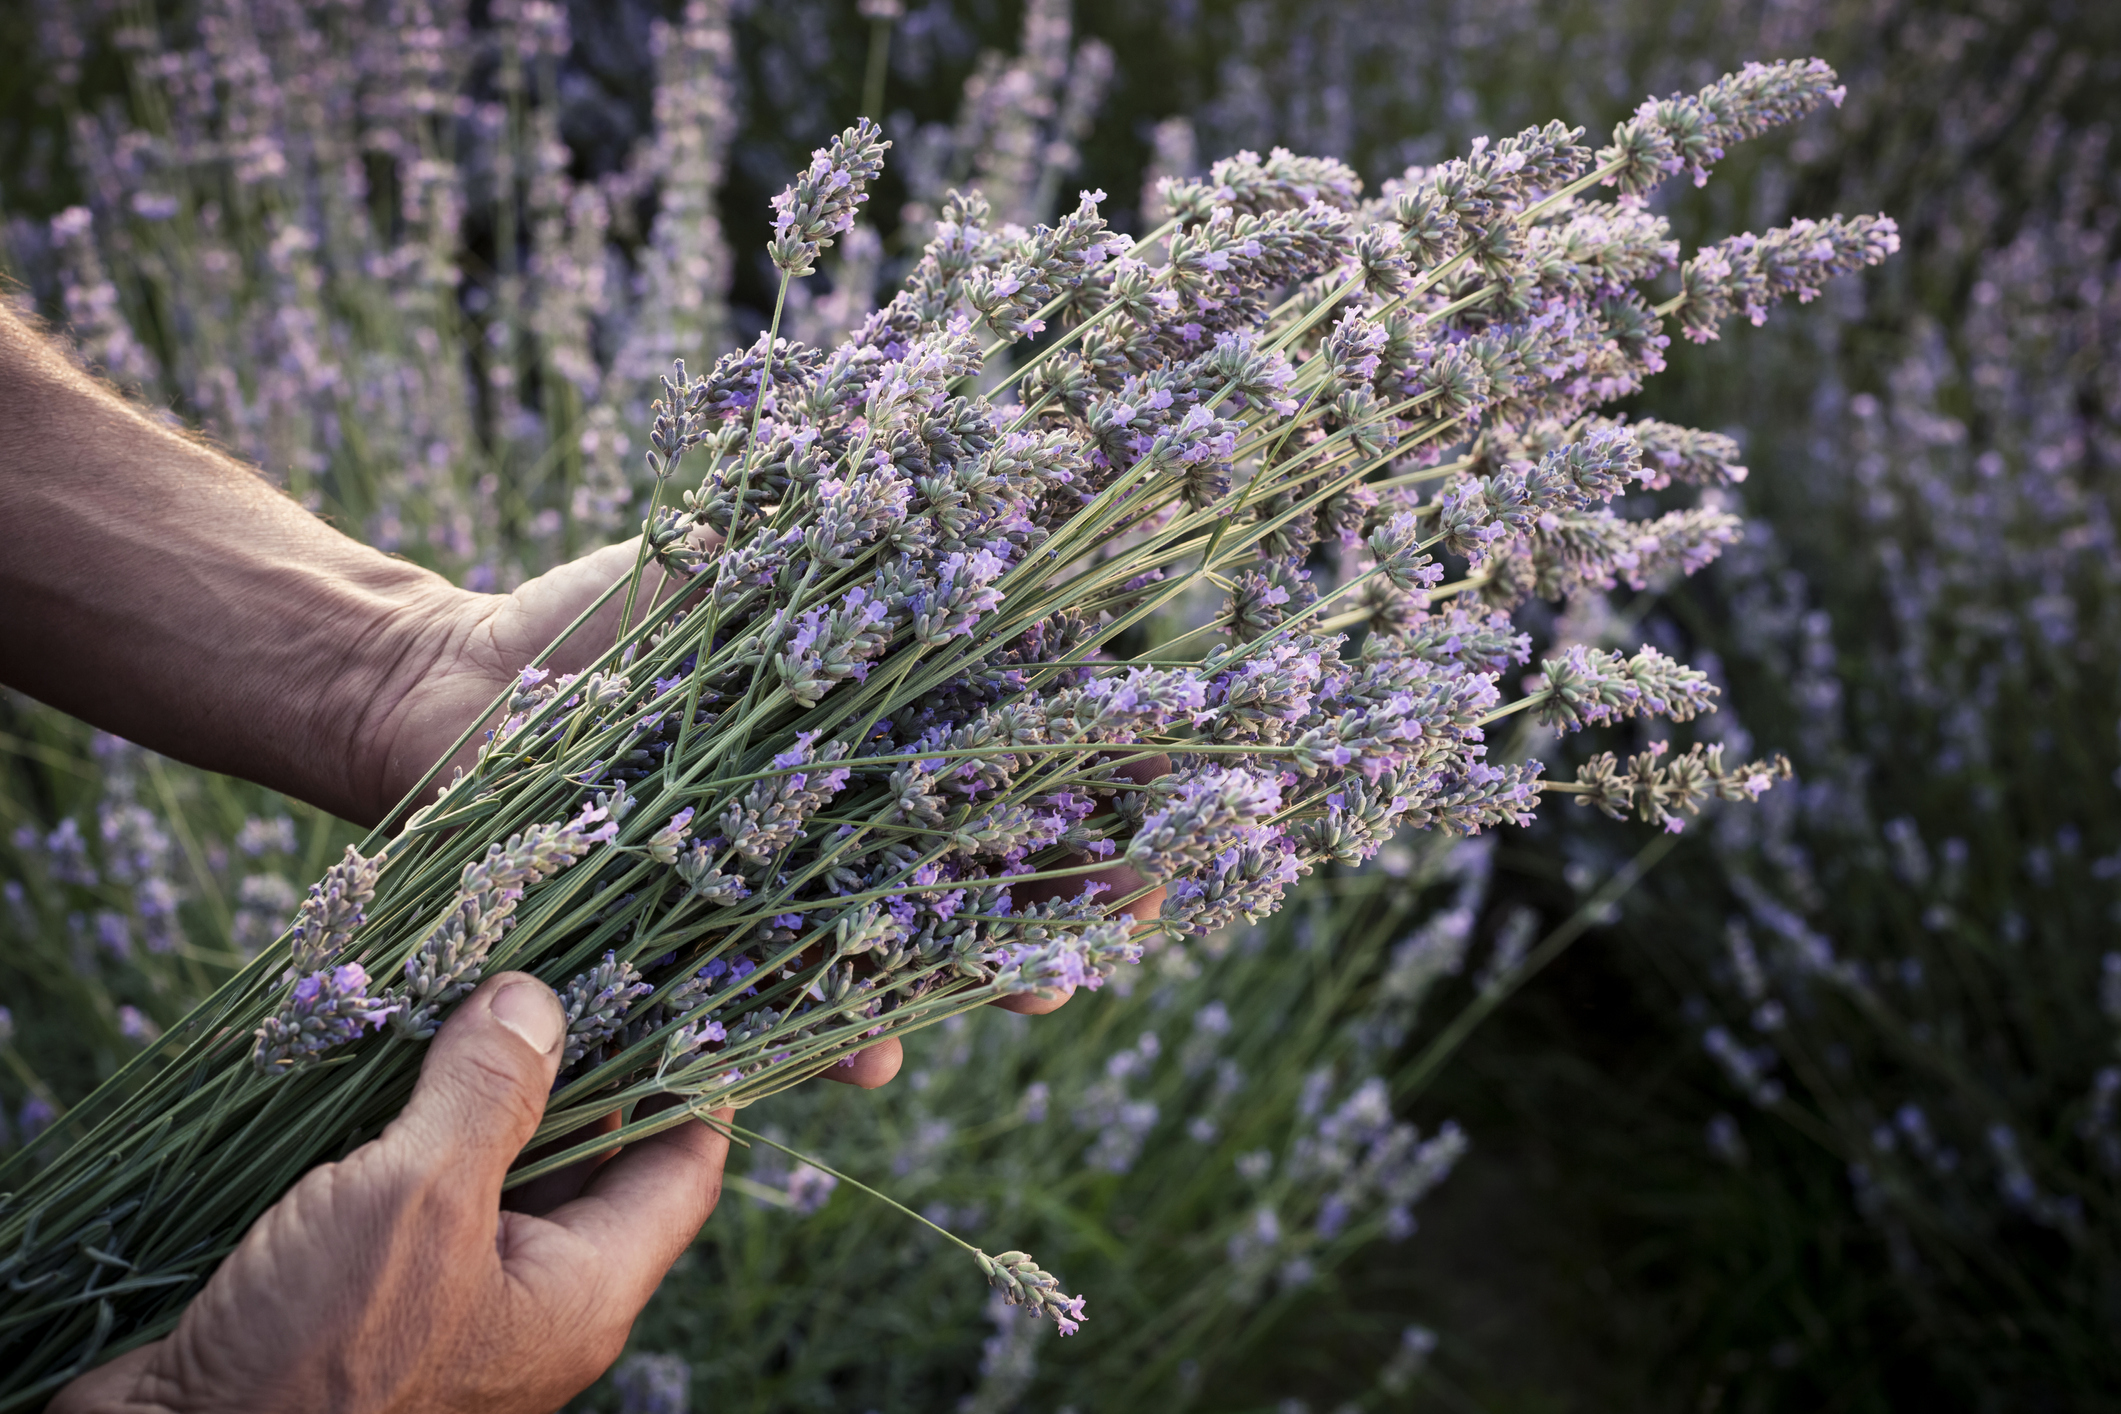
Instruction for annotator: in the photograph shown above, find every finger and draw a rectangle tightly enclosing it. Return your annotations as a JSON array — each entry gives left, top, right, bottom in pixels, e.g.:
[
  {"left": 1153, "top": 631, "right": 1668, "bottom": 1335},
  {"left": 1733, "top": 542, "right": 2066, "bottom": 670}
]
[
  {"left": 382, "top": 972, "right": 566, "bottom": 1209},
  {"left": 993, "top": 985, "right": 1073, "bottom": 1016},
  {"left": 816, "top": 1037, "right": 902, "bottom": 1088},
  {"left": 1086, "top": 861, "right": 1166, "bottom": 924},
  {"left": 993, "top": 860, "right": 1165, "bottom": 1015},
  {"left": 47, "top": 1342, "right": 162, "bottom": 1413},
  {"left": 535, "top": 1104, "right": 734, "bottom": 1308},
  {"left": 1103, "top": 749, "right": 1172, "bottom": 787},
  {"left": 503, "top": 1107, "right": 623, "bottom": 1218}
]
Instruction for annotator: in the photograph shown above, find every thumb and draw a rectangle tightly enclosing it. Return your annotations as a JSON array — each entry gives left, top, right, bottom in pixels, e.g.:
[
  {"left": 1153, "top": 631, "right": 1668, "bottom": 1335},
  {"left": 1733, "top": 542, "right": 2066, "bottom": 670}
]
[{"left": 383, "top": 972, "right": 566, "bottom": 1206}]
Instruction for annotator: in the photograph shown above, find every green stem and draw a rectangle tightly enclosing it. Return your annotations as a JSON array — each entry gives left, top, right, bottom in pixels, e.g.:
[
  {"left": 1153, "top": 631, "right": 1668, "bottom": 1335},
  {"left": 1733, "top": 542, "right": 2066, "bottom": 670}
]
[
  {"left": 615, "top": 473, "right": 671, "bottom": 642},
  {"left": 715, "top": 1120, "right": 984, "bottom": 1256},
  {"left": 860, "top": 17, "right": 892, "bottom": 122}
]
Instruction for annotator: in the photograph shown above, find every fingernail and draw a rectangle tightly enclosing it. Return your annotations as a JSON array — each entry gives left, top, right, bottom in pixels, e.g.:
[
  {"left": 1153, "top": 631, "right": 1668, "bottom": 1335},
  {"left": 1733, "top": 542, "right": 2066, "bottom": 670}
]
[{"left": 491, "top": 978, "right": 564, "bottom": 1056}]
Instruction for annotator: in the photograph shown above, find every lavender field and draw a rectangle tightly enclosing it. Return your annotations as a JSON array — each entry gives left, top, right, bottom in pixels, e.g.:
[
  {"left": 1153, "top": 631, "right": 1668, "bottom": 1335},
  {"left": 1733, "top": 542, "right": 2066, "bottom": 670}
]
[{"left": 1, "top": 1, "right": 2116, "bottom": 1410}]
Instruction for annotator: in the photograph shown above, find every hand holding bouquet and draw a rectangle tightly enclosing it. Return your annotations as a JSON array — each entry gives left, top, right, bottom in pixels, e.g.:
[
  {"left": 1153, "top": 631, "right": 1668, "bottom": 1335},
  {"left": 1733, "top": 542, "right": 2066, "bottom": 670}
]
[{"left": 0, "top": 58, "right": 1889, "bottom": 1402}]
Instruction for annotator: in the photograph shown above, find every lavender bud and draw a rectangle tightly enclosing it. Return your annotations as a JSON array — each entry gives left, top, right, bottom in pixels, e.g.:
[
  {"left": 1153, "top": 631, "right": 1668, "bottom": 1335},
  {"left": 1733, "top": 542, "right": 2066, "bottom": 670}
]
[
  {"left": 1676, "top": 214, "right": 1900, "bottom": 343},
  {"left": 1617, "top": 418, "right": 1747, "bottom": 488},
  {"left": 1158, "top": 844, "right": 1305, "bottom": 935},
  {"left": 252, "top": 963, "right": 395, "bottom": 1074},
  {"left": 975, "top": 1249, "right": 1089, "bottom": 1336},
  {"left": 1161, "top": 146, "right": 1362, "bottom": 224},
  {"left": 647, "top": 808, "right": 696, "bottom": 866},
  {"left": 1126, "top": 769, "right": 1283, "bottom": 883},
  {"left": 1534, "top": 645, "right": 1642, "bottom": 731},
  {"left": 676, "top": 845, "right": 751, "bottom": 905},
  {"left": 386, "top": 805, "right": 615, "bottom": 1038},
  {"left": 1601, "top": 60, "right": 1845, "bottom": 195},
  {"left": 963, "top": 190, "right": 1118, "bottom": 342},
  {"left": 769, "top": 119, "right": 891, "bottom": 278},
  {"left": 1366, "top": 510, "right": 1441, "bottom": 592},
  {"left": 998, "top": 919, "right": 1142, "bottom": 995},
  {"left": 913, "top": 549, "right": 1008, "bottom": 646},
  {"left": 775, "top": 586, "right": 895, "bottom": 707},
  {"left": 1572, "top": 744, "right": 1792, "bottom": 828},
  {"left": 1388, "top": 185, "right": 1459, "bottom": 267},
  {"left": 284, "top": 845, "right": 386, "bottom": 976},
  {"left": 560, "top": 951, "right": 653, "bottom": 1067}
]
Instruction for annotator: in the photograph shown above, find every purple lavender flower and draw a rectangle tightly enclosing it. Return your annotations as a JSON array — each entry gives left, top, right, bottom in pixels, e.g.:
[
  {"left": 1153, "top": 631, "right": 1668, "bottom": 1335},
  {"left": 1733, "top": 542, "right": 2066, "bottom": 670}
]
[
  {"left": 913, "top": 549, "right": 1008, "bottom": 646},
  {"left": 776, "top": 587, "right": 895, "bottom": 706},
  {"left": 998, "top": 919, "right": 1141, "bottom": 995},
  {"left": 718, "top": 735, "right": 851, "bottom": 862},
  {"left": 252, "top": 963, "right": 397, "bottom": 1074},
  {"left": 387, "top": 806, "right": 614, "bottom": 1038},
  {"left": 976, "top": 1249, "right": 1089, "bottom": 1336},
  {"left": 1159, "top": 843, "right": 1306, "bottom": 936},
  {"left": 769, "top": 119, "right": 890, "bottom": 278},
  {"left": 1601, "top": 59, "right": 1846, "bottom": 195},
  {"left": 287, "top": 845, "right": 386, "bottom": 975},
  {"left": 1159, "top": 147, "right": 1363, "bottom": 224},
  {"left": 964, "top": 190, "right": 1121, "bottom": 342},
  {"left": 1126, "top": 769, "right": 1284, "bottom": 883},
  {"left": 1677, "top": 215, "right": 1900, "bottom": 342},
  {"left": 560, "top": 951, "right": 655, "bottom": 1068}
]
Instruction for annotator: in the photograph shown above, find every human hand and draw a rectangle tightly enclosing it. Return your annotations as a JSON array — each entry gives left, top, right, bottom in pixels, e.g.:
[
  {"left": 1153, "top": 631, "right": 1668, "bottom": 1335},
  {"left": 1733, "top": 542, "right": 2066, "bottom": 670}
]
[
  {"left": 51, "top": 973, "right": 730, "bottom": 1414},
  {"left": 355, "top": 541, "right": 685, "bottom": 831}
]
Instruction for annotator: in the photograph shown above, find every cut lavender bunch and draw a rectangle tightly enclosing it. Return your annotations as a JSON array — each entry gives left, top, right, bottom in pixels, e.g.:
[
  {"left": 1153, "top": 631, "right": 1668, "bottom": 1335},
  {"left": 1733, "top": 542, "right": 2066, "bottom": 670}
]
[{"left": 0, "top": 61, "right": 1886, "bottom": 1399}]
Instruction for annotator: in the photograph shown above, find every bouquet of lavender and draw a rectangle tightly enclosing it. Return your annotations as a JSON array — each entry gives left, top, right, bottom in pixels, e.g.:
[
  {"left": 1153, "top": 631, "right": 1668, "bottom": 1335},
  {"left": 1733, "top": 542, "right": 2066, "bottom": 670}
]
[{"left": 0, "top": 58, "right": 1888, "bottom": 1401}]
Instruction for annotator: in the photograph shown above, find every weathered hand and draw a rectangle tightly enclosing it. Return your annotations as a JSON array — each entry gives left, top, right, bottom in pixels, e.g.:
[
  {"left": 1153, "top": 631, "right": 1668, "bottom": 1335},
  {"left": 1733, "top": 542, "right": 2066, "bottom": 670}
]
[
  {"left": 51, "top": 974, "right": 731, "bottom": 1414},
  {"left": 356, "top": 541, "right": 677, "bottom": 831}
]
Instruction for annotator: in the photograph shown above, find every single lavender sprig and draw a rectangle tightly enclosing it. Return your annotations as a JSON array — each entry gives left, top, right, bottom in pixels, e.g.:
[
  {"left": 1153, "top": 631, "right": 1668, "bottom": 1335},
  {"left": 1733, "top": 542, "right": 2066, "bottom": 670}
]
[
  {"left": 1567, "top": 743, "right": 1795, "bottom": 832},
  {"left": 252, "top": 965, "right": 396, "bottom": 1074},
  {"left": 1600, "top": 58, "right": 1846, "bottom": 195},
  {"left": 285, "top": 845, "right": 385, "bottom": 976},
  {"left": 387, "top": 803, "right": 617, "bottom": 1039},
  {"left": 769, "top": 118, "right": 891, "bottom": 278},
  {"left": 560, "top": 951, "right": 654, "bottom": 1067},
  {"left": 977, "top": 1250, "right": 1089, "bottom": 1336},
  {"left": 1534, "top": 644, "right": 1719, "bottom": 731},
  {"left": 1673, "top": 214, "right": 1901, "bottom": 342}
]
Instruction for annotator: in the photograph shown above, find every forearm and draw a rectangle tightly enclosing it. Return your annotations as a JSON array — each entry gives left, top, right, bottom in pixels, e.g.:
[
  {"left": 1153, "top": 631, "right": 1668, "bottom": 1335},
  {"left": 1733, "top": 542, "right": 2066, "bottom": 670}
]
[{"left": 0, "top": 306, "right": 471, "bottom": 824}]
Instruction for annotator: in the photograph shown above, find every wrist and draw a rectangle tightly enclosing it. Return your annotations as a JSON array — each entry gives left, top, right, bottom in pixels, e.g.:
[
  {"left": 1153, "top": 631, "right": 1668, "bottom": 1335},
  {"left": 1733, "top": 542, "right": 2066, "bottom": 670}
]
[{"left": 332, "top": 573, "right": 492, "bottom": 829}]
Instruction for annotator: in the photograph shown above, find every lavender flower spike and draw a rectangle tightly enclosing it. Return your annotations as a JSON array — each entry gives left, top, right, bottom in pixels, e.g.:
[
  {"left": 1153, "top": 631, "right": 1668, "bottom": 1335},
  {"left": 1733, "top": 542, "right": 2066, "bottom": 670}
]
[
  {"left": 975, "top": 1249, "right": 1088, "bottom": 1336},
  {"left": 285, "top": 845, "right": 385, "bottom": 975},
  {"left": 998, "top": 919, "right": 1143, "bottom": 996},
  {"left": 560, "top": 951, "right": 654, "bottom": 1067},
  {"left": 387, "top": 803, "right": 617, "bottom": 1038},
  {"left": 252, "top": 964, "right": 396, "bottom": 1074},
  {"left": 1126, "top": 769, "right": 1283, "bottom": 883},
  {"left": 769, "top": 118, "right": 890, "bottom": 278},
  {"left": 1366, "top": 510, "right": 1438, "bottom": 592}
]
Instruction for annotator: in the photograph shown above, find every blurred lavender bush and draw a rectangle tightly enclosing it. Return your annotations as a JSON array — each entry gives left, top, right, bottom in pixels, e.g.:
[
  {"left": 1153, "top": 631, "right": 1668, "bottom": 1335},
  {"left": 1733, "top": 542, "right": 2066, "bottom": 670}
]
[{"left": 3, "top": 0, "right": 2115, "bottom": 1409}]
